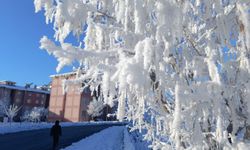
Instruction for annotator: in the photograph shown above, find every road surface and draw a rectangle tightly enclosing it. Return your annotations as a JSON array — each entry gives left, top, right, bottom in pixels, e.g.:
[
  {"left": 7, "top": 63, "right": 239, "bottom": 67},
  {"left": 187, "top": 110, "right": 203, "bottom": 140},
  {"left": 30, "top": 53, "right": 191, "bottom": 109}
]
[{"left": 0, "top": 123, "right": 124, "bottom": 150}]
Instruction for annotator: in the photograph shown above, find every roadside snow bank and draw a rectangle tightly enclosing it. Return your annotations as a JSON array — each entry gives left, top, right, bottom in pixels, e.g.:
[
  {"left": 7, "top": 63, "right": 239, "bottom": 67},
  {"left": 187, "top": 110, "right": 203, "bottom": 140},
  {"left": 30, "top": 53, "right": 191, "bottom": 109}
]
[
  {"left": 63, "top": 126, "right": 126, "bottom": 150},
  {"left": 0, "top": 121, "right": 123, "bottom": 134}
]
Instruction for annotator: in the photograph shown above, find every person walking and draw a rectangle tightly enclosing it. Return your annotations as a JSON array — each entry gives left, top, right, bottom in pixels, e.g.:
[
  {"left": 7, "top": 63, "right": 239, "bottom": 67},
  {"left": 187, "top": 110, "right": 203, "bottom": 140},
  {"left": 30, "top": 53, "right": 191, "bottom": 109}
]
[{"left": 50, "top": 120, "right": 62, "bottom": 150}]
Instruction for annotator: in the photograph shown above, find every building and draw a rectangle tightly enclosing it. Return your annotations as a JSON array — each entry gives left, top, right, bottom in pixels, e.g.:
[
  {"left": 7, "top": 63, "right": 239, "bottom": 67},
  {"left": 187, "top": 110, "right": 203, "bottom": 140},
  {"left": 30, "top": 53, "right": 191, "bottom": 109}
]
[
  {"left": 48, "top": 72, "right": 113, "bottom": 122},
  {"left": 0, "top": 81, "right": 50, "bottom": 121},
  {"left": 48, "top": 72, "right": 91, "bottom": 122}
]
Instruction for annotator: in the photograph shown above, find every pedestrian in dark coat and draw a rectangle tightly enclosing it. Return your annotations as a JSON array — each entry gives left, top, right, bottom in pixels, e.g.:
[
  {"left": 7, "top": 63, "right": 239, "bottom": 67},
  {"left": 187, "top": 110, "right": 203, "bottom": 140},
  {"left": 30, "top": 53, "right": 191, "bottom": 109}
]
[{"left": 50, "top": 120, "right": 62, "bottom": 150}]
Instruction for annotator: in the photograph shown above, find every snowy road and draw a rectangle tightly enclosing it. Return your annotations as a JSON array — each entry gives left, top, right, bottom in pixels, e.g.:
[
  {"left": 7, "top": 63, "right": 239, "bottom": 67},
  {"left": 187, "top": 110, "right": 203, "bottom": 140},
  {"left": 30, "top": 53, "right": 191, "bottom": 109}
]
[{"left": 0, "top": 123, "right": 125, "bottom": 150}]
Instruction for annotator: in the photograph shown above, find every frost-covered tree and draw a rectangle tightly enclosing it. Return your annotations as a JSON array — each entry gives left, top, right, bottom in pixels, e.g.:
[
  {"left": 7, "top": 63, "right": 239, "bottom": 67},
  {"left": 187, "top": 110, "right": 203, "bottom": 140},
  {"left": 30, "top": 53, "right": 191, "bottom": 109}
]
[
  {"left": 0, "top": 97, "right": 10, "bottom": 116},
  {"left": 35, "top": 0, "right": 250, "bottom": 149},
  {"left": 22, "top": 107, "right": 48, "bottom": 122},
  {"left": 87, "top": 98, "right": 105, "bottom": 119},
  {"left": 4, "top": 104, "right": 21, "bottom": 122}
]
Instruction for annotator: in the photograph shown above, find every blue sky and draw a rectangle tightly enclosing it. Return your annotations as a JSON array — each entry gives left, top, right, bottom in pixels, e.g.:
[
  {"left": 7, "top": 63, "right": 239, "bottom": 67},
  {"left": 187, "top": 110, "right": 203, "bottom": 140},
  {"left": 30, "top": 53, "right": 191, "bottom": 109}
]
[{"left": 0, "top": 0, "right": 73, "bottom": 86}]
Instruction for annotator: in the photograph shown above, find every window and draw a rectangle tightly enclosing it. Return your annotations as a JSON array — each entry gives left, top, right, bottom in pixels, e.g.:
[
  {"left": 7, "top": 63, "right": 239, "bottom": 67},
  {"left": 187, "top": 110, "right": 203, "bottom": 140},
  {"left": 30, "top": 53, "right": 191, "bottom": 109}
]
[
  {"left": 36, "top": 100, "right": 39, "bottom": 104},
  {"left": 27, "top": 99, "right": 31, "bottom": 103},
  {"left": 36, "top": 94, "right": 40, "bottom": 97}
]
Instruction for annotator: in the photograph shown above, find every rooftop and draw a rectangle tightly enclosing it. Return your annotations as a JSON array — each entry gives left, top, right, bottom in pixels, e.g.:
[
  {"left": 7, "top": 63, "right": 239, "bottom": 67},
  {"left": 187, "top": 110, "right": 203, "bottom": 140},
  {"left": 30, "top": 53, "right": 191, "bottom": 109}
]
[
  {"left": 0, "top": 84, "right": 50, "bottom": 94},
  {"left": 50, "top": 72, "right": 77, "bottom": 78},
  {"left": 0, "top": 80, "right": 16, "bottom": 86}
]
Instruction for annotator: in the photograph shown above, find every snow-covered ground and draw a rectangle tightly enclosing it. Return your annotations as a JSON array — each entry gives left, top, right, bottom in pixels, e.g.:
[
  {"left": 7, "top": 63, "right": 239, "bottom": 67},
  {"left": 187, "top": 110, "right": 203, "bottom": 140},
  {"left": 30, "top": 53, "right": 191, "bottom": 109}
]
[
  {"left": 0, "top": 121, "right": 123, "bottom": 134},
  {"left": 63, "top": 126, "right": 150, "bottom": 150},
  {"left": 61, "top": 125, "right": 250, "bottom": 150},
  {"left": 62, "top": 126, "right": 137, "bottom": 150},
  {"left": 0, "top": 121, "right": 149, "bottom": 150}
]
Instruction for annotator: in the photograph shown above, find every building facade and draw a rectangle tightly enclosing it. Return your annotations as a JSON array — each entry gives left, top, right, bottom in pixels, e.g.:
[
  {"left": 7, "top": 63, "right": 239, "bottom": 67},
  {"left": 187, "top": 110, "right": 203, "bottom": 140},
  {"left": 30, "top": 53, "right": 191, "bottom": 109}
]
[
  {"left": 0, "top": 81, "right": 50, "bottom": 121},
  {"left": 48, "top": 72, "right": 93, "bottom": 122},
  {"left": 48, "top": 72, "right": 114, "bottom": 122}
]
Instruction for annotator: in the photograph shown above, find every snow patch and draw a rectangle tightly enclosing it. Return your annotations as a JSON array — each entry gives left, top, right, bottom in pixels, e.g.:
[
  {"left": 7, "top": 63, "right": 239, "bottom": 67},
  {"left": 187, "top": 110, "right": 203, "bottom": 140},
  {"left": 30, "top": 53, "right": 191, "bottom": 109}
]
[{"left": 63, "top": 126, "right": 125, "bottom": 150}]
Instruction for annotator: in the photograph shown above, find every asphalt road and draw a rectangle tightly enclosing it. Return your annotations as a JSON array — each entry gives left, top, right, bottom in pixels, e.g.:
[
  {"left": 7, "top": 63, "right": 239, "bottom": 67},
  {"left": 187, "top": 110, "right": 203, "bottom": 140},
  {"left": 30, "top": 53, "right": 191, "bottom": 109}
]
[{"left": 0, "top": 123, "right": 125, "bottom": 150}]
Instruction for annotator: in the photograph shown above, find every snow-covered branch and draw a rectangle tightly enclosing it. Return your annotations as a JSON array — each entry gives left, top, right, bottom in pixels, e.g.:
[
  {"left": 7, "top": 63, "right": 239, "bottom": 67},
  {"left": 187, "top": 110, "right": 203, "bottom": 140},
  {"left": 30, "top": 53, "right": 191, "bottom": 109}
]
[{"left": 35, "top": 0, "right": 250, "bottom": 149}]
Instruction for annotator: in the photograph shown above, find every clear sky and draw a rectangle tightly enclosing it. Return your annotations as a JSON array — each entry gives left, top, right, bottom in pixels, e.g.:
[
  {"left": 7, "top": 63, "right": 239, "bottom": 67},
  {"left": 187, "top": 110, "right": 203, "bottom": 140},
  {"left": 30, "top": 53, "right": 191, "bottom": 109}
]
[{"left": 0, "top": 0, "right": 73, "bottom": 86}]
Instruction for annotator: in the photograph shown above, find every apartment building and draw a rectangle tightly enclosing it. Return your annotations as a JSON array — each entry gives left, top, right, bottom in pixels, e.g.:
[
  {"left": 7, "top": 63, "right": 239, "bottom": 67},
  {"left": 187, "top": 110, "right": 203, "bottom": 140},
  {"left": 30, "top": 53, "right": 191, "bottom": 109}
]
[
  {"left": 0, "top": 81, "right": 50, "bottom": 121},
  {"left": 48, "top": 72, "right": 92, "bottom": 122},
  {"left": 48, "top": 72, "right": 114, "bottom": 122}
]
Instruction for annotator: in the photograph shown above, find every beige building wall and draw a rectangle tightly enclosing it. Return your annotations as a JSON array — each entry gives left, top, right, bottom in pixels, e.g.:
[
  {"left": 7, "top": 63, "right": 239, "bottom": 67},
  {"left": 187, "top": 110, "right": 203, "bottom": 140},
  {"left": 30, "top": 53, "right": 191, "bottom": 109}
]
[
  {"left": 48, "top": 77, "right": 65, "bottom": 121},
  {"left": 64, "top": 81, "right": 81, "bottom": 122},
  {"left": 48, "top": 73, "right": 92, "bottom": 122}
]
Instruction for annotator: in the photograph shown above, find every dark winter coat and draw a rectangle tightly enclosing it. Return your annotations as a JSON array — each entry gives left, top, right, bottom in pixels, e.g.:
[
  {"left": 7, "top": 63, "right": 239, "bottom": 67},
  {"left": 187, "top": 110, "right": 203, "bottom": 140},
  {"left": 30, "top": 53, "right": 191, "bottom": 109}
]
[{"left": 50, "top": 124, "right": 62, "bottom": 138}]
